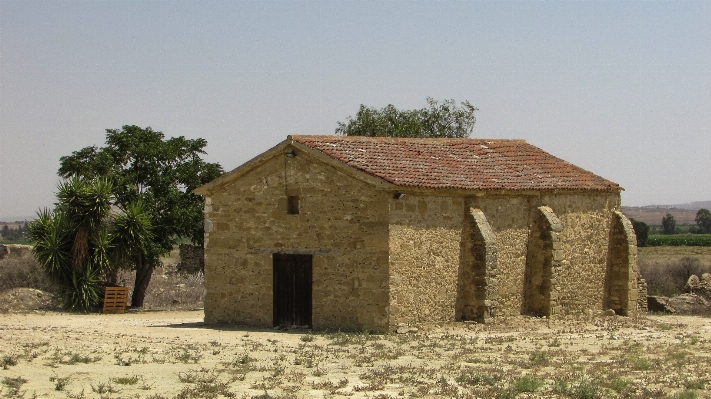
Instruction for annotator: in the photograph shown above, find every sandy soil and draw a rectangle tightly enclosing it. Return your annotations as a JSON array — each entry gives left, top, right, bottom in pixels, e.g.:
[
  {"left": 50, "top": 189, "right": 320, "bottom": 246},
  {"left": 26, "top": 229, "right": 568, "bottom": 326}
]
[{"left": 1, "top": 311, "right": 710, "bottom": 399}]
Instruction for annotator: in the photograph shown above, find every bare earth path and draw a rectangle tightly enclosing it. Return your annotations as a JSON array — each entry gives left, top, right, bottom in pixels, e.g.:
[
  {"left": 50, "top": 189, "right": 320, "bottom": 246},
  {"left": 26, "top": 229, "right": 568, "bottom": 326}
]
[{"left": 1, "top": 311, "right": 710, "bottom": 398}]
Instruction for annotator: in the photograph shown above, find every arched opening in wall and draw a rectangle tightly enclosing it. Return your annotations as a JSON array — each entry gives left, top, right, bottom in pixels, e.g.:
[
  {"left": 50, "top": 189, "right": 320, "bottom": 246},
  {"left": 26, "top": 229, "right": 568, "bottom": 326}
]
[
  {"left": 456, "top": 208, "right": 498, "bottom": 323},
  {"left": 523, "top": 206, "right": 562, "bottom": 317},
  {"left": 604, "top": 211, "right": 637, "bottom": 316}
]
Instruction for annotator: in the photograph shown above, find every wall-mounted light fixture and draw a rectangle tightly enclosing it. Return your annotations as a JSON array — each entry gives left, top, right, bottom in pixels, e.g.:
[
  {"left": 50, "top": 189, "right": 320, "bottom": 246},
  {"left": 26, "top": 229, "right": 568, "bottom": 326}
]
[
  {"left": 284, "top": 149, "right": 296, "bottom": 158},
  {"left": 394, "top": 192, "right": 406, "bottom": 200}
]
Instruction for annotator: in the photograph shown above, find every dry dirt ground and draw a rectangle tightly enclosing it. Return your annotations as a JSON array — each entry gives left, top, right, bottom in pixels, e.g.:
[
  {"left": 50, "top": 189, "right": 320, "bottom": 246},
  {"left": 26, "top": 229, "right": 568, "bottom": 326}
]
[
  {"left": 638, "top": 246, "right": 711, "bottom": 265},
  {"left": 1, "top": 311, "right": 710, "bottom": 399}
]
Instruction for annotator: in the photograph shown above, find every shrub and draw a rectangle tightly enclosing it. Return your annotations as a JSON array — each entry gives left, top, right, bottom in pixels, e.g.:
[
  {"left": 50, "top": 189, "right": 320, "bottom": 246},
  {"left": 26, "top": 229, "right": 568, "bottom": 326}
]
[
  {"left": 673, "top": 390, "right": 698, "bottom": 399},
  {"left": 2, "top": 376, "right": 28, "bottom": 396},
  {"left": 529, "top": 351, "right": 549, "bottom": 367},
  {"left": 640, "top": 257, "right": 710, "bottom": 296},
  {"left": 574, "top": 379, "right": 602, "bottom": 399},
  {"left": 510, "top": 376, "right": 544, "bottom": 393}
]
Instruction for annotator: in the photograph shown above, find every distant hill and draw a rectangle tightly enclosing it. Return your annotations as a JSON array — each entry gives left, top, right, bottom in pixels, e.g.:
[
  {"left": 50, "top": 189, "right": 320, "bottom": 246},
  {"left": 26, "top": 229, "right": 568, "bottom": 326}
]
[
  {"left": 622, "top": 201, "right": 711, "bottom": 225},
  {"left": 0, "top": 216, "right": 34, "bottom": 223},
  {"left": 668, "top": 201, "right": 711, "bottom": 210}
]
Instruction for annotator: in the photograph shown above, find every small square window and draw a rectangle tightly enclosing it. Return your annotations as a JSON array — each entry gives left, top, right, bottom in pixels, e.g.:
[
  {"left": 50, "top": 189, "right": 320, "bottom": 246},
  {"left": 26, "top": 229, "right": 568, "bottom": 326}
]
[{"left": 287, "top": 196, "right": 300, "bottom": 214}]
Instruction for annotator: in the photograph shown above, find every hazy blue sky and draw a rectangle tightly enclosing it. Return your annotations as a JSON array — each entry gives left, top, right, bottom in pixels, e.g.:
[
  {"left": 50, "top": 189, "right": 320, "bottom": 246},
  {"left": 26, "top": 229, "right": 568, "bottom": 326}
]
[{"left": 1, "top": 1, "right": 710, "bottom": 219}]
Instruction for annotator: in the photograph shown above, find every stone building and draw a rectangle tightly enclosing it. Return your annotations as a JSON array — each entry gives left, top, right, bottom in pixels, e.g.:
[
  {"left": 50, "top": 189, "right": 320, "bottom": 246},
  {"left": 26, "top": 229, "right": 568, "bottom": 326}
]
[{"left": 194, "top": 135, "right": 639, "bottom": 331}]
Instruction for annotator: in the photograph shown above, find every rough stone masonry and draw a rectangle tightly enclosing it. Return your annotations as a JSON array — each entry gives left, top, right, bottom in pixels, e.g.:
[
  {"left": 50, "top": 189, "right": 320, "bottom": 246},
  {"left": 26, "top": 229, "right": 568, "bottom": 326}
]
[{"left": 194, "top": 135, "right": 641, "bottom": 332}]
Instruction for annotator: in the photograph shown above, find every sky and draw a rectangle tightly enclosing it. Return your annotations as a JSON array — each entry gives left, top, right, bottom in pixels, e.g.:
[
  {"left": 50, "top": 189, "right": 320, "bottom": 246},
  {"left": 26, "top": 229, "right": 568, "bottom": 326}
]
[{"left": 1, "top": 1, "right": 710, "bottom": 219}]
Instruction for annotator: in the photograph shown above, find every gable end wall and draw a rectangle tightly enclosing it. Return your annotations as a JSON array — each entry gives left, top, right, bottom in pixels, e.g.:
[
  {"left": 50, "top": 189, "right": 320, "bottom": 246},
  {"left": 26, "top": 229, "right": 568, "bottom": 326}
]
[{"left": 203, "top": 153, "right": 390, "bottom": 331}]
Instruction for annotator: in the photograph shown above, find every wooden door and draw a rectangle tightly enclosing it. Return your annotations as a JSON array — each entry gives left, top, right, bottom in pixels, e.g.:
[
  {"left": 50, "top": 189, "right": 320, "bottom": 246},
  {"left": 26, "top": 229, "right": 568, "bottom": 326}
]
[{"left": 273, "top": 254, "right": 312, "bottom": 328}]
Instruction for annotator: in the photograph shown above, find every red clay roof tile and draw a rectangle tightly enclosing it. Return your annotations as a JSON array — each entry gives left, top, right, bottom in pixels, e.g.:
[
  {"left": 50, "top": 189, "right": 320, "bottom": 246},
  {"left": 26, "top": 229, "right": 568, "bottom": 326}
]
[{"left": 291, "top": 135, "right": 619, "bottom": 191}]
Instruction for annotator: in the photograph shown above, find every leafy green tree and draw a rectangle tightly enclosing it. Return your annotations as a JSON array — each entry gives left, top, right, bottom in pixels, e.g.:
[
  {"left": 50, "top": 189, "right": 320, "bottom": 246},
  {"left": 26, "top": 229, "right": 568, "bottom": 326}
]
[
  {"left": 1, "top": 223, "right": 26, "bottom": 241},
  {"left": 662, "top": 213, "right": 677, "bottom": 235},
  {"left": 630, "top": 218, "right": 650, "bottom": 247},
  {"left": 28, "top": 178, "right": 153, "bottom": 310},
  {"left": 695, "top": 208, "right": 711, "bottom": 234},
  {"left": 335, "top": 98, "right": 478, "bottom": 138},
  {"left": 58, "top": 125, "right": 223, "bottom": 307}
]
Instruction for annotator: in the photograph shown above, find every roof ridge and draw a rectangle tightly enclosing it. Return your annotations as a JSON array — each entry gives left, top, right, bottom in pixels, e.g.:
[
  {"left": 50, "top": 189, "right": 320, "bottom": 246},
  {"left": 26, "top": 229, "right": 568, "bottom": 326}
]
[{"left": 290, "top": 134, "right": 527, "bottom": 143}]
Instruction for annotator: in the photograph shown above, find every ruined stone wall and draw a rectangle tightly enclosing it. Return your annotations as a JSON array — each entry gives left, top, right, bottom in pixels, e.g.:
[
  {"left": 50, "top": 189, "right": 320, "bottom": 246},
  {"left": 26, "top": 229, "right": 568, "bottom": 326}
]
[
  {"left": 0, "top": 244, "right": 33, "bottom": 260},
  {"left": 177, "top": 244, "right": 205, "bottom": 274},
  {"left": 388, "top": 195, "right": 464, "bottom": 328},
  {"left": 203, "top": 152, "right": 390, "bottom": 331},
  {"left": 637, "top": 276, "right": 648, "bottom": 313}
]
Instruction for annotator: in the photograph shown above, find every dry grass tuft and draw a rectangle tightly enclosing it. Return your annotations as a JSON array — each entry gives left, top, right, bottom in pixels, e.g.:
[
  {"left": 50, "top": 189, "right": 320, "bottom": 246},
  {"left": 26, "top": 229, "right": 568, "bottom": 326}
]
[{"left": 639, "top": 256, "right": 710, "bottom": 296}]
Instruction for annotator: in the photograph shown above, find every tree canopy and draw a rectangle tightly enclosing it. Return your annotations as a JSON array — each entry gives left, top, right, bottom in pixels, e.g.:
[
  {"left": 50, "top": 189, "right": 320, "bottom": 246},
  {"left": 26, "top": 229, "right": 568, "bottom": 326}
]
[
  {"left": 630, "top": 218, "right": 649, "bottom": 247},
  {"left": 335, "top": 98, "right": 478, "bottom": 138},
  {"left": 57, "top": 125, "right": 223, "bottom": 306},
  {"left": 661, "top": 213, "right": 677, "bottom": 235},
  {"left": 696, "top": 208, "right": 711, "bottom": 234}
]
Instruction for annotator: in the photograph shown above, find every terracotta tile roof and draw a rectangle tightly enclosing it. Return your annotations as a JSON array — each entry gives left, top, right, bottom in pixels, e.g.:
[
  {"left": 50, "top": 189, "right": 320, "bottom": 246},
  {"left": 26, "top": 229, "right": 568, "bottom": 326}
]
[{"left": 291, "top": 135, "right": 619, "bottom": 191}]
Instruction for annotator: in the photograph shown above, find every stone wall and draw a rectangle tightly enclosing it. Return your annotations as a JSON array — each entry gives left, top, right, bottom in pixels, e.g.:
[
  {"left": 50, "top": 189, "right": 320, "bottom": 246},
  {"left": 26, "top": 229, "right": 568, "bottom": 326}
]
[
  {"left": 388, "top": 195, "right": 464, "bottom": 328},
  {"left": 637, "top": 276, "right": 648, "bottom": 313},
  {"left": 202, "top": 146, "right": 624, "bottom": 330},
  {"left": 523, "top": 206, "right": 563, "bottom": 317},
  {"left": 0, "top": 244, "right": 33, "bottom": 261},
  {"left": 604, "top": 211, "right": 639, "bottom": 316},
  {"left": 177, "top": 244, "right": 204, "bottom": 274},
  {"left": 543, "top": 194, "right": 620, "bottom": 317},
  {"left": 469, "top": 193, "right": 619, "bottom": 317},
  {"left": 468, "top": 196, "right": 532, "bottom": 317},
  {"left": 203, "top": 150, "right": 390, "bottom": 331},
  {"left": 456, "top": 208, "right": 498, "bottom": 322},
  {"left": 389, "top": 192, "right": 620, "bottom": 323}
]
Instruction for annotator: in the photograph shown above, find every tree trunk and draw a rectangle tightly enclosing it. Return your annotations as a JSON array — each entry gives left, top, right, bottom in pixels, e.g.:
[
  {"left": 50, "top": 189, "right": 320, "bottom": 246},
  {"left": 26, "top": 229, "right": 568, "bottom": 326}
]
[
  {"left": 106, "top": 268, "right": 120, "bottom": 286},
  {"left": 131, "top": 258, "right": 154, "bottom": 307}
]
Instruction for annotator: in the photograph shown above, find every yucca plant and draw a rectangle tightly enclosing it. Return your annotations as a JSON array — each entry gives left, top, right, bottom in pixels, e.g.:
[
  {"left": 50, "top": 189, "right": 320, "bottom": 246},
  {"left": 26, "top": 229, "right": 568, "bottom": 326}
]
[
  {"left": 110, "top": 200, "right": 157, "bottom": 283},
  {"left": 28, "top": 177, "right": 152, "bottom": 311}
]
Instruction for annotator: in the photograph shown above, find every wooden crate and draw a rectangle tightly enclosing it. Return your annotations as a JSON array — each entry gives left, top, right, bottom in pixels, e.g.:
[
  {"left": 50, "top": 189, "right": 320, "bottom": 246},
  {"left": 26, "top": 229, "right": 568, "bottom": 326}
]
[{"left": 102, "top": 286, "right": 129, "bottom": 314}]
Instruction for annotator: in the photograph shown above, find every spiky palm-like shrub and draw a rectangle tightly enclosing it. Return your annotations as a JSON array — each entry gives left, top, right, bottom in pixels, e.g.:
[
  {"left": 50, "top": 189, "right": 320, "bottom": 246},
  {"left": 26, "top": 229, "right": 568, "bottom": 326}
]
[{"left": 28, "top": 178, "right": 152, "bottom": 311}]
